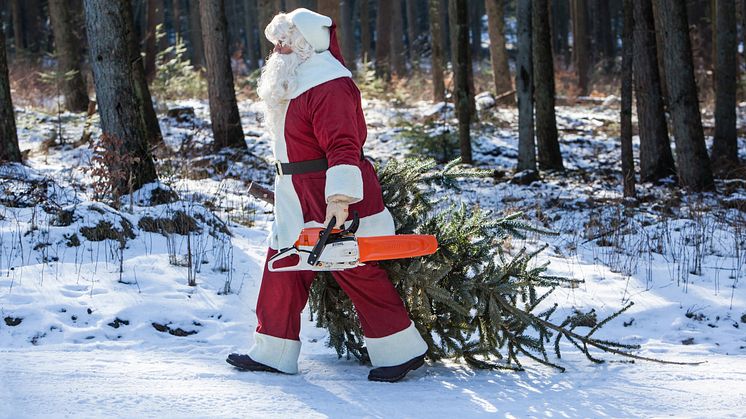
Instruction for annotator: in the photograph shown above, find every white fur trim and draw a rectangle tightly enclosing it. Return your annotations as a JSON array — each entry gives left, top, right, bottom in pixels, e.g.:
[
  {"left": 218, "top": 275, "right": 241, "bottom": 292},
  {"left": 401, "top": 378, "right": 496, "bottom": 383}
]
[
  {"left": 325, "top": 165, "right": 363, "bottom": 204},
  {"left": 287, "top": 8, "right": 332, "bottom": 52},
  {"left": 290, "top": 51, "right": 351, "bottom": 99},
  {"left": 365, "top": 321, "right": 428, "bottom": 367},
  {"left": 247, "top": 332, "right": 302, "bottom": 374}
]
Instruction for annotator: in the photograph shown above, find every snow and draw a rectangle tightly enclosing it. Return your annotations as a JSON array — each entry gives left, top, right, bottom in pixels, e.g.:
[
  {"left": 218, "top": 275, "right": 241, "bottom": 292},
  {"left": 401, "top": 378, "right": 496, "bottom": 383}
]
[{"left": 1, "top": 96, "right": 746, "bottom": 418}]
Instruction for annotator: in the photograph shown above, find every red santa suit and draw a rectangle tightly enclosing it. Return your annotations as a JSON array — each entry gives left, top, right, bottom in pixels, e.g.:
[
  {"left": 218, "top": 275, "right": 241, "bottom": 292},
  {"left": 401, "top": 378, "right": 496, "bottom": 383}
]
[{"left": 247, "top": 9, "right": 427, "bottom": 374}]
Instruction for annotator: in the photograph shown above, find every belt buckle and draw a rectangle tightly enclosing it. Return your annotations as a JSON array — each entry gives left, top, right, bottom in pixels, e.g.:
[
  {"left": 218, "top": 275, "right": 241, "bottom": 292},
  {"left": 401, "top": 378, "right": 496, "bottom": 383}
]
[{"left": 274, "top": 160, "right": 284, "bottom": 176}]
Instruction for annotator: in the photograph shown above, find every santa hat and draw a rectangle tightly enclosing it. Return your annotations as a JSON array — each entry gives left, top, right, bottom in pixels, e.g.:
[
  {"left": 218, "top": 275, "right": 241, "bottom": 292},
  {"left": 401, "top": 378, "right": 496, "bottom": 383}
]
[{"left": 287, "top": 8, "right": 346, "bottom": 66}]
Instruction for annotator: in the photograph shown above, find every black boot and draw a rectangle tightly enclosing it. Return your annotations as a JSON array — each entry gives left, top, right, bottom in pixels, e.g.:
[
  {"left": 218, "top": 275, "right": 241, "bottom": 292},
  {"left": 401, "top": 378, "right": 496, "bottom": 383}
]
[
  {"left": 367, "top": 353, "right": 426, "bottom": 382},
  {"left": 226, "top": 353, "right": 282, "bottom": 373}
]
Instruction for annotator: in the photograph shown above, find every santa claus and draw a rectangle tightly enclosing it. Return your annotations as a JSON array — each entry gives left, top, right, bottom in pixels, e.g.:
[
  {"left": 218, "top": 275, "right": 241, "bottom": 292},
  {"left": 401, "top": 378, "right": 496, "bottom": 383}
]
[{"left": 226, "top": 8, "right": 428, "bottom": 382}]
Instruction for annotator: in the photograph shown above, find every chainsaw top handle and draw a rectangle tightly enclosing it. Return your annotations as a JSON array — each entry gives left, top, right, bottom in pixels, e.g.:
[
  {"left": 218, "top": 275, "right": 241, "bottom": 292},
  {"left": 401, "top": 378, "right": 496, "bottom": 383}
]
[{"left": 307, "top": 211, "right": 359, "bottom": 267}]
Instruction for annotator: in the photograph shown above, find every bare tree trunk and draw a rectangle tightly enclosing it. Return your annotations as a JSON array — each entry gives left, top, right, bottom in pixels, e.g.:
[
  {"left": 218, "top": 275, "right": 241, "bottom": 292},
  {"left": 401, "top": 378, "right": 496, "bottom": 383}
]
[
  {"left": 375, "top": 0, "right": 393, "bottom": 79},
  {"left": 572, "top": 0, "right": 590, "bottom": 95},
  {"left": 429, "top": 0, "right": 446, "bottom": 102},
  {"left": 173, "top": 0, "right": 183, "bottom": 39},
  {"left": 712, "top": 0, "right": 740, "bottom": 174},
  {"left": 244, "top": 0, "right": 259, "bottom": 69},
  {"left": 655, "top": 0, "right": 714, "bottom": 190},
  {"left": 533, "top": 0, "right": 563, "bottom": 171},
  {"left": 621, "top": 0, "right": 635, "bottom": 198},
  {"left": 360, "top": 0, "right": 372, "bottom": 63},
  {"left": 200, "top": 0, "right": 247, "bottom": 151},
  {"left": 406, "top": 0, "right": 418, "bottom": 61},
  {"left": 469, "top": 0, "right": 482, "bottom": 62},
  {"left": 127, "top": 0, "right": 164, "bottom": 147},
  {"left": 594, "top": 0, "right": 614, "bottom": 73},
  {"left": 341, "top": 0, "right": 357, "bottom": 71},
  {"left": 10, "top": 0, "right": 24, "bottom": 52},
  {"left": 633, "top": 0, "right": 676, "bottom": 182},
  {"left": 0, "top": 29, "right": 21, "bottom": 162},
  {"left": 391, "top": 0, "right": 406, "bottom": 76},
  {"left": 84, "top": 0, "right": 158, "bottom": 194},
  {"left": 189, "top": 0, "right": 205, "bottom": 68},
  {"left": 553, "top": 0, "right": 571, "bottom": 67},
  {"left": 516, "top": 0, "right": 536, "bottom": 172},
  {"left": 651, "top": 0, "right": 668, "bottom": 103},
  {"left": 48, "top": 0, "right": 89, "bottom": 113},
  {"left": 449, "top": 0, "right": 475, "bottom": 116},
  {"left": 485, "top": 0, "right": 513, "bottom": 104},
  {"left": 453, "top": 0, "right": 472, "bottom": 164},
  {"left": 145, "top": 0, "right": 165, "bottom": 81}
]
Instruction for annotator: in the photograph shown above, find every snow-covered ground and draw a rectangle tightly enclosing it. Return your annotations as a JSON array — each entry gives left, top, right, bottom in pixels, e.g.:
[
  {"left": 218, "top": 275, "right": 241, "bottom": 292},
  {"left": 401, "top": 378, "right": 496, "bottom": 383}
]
[{"left": 1, "top": 96, "right": 745, "bottom": 418}]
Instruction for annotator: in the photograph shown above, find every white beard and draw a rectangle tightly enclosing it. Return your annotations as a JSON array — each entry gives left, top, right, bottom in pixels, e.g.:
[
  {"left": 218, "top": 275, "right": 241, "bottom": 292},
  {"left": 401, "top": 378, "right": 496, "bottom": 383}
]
[{"left": 257, "top": 52, "right": 304, "bottom": 140}]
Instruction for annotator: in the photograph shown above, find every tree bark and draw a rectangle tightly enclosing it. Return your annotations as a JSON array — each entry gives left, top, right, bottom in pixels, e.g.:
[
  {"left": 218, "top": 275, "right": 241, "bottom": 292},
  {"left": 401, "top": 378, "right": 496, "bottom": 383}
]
[
  {"left": 173, "top": 0, "right": 183, "bottom": 39},
  {"left": 406, "top": 0, "right": 418, "bottom": 61},
  {"left": 244, "top": 0, "right": 259, "bottom": 70},
  {"left": 375, "top": 0, "right": 393, "bottom": 79},
  {"left": 200, "top": 0, "right": 246, "bottom": 151},
  {"left": 655, "top": 0, "right": 714, "bottom": 190},
  {"left": 391, "top": 0, "right": 407, "bottom": 76},
  {"left": 189, "top": 0, "right": 205, "bottom": 69},
  {"left": 593, "top": 0, "right": 614, "bottom": 73},
  {"left": 83, "top": 0, "right": 158, "bottom": 194},
  {"left": 621, "top": 0, "right": 635, "bottom": 198},
  {"left": 553, "top": 0, "right": 571, "bottom": 67},
  {"left": 257, "top": 0, "right": 281, "bottom": 63},
  {"left": 533, "top": 0, "right": 563, "bottom": 171},
  {"left": 144, "top": 0, "right": 165, "bottom": 81},
  {"left": 10, "top": 0, "right": 24, "bottom": 52},
  {"left": 453, "top": 0, "right": 472, "bottom": 164},
  {"left": 712, "top": 0, "right": 740, "bottom": 174},
  {"left": 485, "top": 0, "right": 513, "bottom": 104},
  {"left": 428, "top": 0, "right": 446, "bottom": 102},
  {"left": 341, "top": 0, "right": 357, "bottom": 72},
  {"left": 633, "top": 0, "right": 676, "bottom": 182},
  {"left": 469, "top": 0, "right": 482, "bottom": 61},
  {"left": 48, "top": 0, "right": 89, "bottom": 113},
  {"left": 360, "top": 0, "right": 372, "bottom": 63},
  {"left": 516, "top": 0, "right": 536, "bottom": 172},
  {"left": 449, "top": 0, "right": 475, "bottom": 117},
  {"left": 0, "top": 29, "right": 21, "bottom": 162},
  {"left": 571, "top": 0, "right": 590, "bottom": 95}
]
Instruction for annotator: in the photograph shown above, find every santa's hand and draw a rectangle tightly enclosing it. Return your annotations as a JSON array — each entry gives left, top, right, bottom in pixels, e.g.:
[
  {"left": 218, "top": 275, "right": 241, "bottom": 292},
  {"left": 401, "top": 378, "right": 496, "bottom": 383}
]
[{"left": 325, "top": 195, "right": 353, "bottom": 229}]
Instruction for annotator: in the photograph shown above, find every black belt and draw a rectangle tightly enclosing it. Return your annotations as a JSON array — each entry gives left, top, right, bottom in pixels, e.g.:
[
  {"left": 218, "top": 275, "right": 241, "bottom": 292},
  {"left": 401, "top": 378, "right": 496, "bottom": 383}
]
[{"left": 274, "top": 151, "right": 365, "bottom": 176}]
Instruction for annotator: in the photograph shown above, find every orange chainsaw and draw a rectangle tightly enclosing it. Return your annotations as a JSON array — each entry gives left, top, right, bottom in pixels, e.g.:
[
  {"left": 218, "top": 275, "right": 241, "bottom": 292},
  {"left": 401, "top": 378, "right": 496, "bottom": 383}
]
[{"left": 268, "top": 212, "right": 438, "bottom": 272}]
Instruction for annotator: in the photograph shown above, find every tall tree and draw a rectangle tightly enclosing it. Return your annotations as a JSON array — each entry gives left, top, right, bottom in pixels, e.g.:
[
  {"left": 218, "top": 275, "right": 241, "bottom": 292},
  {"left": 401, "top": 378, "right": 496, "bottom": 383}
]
[
  {"left": 188, "top": 0, "right": 205, "bottom": 68},
  {"left": 620, "top": 0, "right": 635, "bottom": 198},
  {"left": 391, "top": 0, "right": 407, "bottom": 76},
  {"left": 533, "top": 0, "right": 563, "bottom": 170},
  {"left": 144, "top": 0, "right": 165, "bottom": 81},
  {"left": 244, "top": 0, "right": 260, "bottom": 70},
  {"left": 572, "top": 0, "right": 590, "bottom": 95},
  {"left": 83, "top": 0, "right": 158, "bottom": 194},
  {"left": 257, "top": 0, "right": 281, "bottom": 61},
  {"left": 449, "top": 0, "right": 475, "bottom": 116},
  {"left": 0, "top": 29, "right": 21, "bottom": 163},
  {"left": 552, "top": 0, "right": 571, "bottom": 67},
  {"left": 428, "top": 0, "right": 446, "bottom": 102},
  {"left": 633, "top": 0, "right": 676, "bottom": 182},
  {"left": 10, "top": 0, "right": 24, "bottom": 52},
  {"left": 453, "top": 0, "right": 472, "bottom": 164},
  {"left": 200, "top": 0, "right": 247, "bottom": 151},
  {"left": 48, "top": 0, "right": 89, "bottom": 113},
  {"left": 360, "top": 0, "right": 373, "bottom": 62},
  {"left": 485, "top": 0, "right": 513, "bottom": 104},
  {"left": 340, "top": 0, "right": 357, "bottom": 71},
  {"left": 712, "top": 0, "right": 740, "bottom": 175},
  {"left": 655, "top": 0, "right": 714, "bottom": 190},
  {"left": 516, "top": 0, "right": 536, "bottom": 172},
  {"left": 126, "top": 0, "right": 163, "bottom": 146},
  {"left": 469, "top": 0, "right": 482, "bottom": 61},
  {"left": 406, "top": 0, "right": 418, "bottom": 61},
  {"left": 375, "top": 0, "right": 393, "bottom": 79},
  {"left": 593, "top": 0, "right": 614, "bottom": 73}
]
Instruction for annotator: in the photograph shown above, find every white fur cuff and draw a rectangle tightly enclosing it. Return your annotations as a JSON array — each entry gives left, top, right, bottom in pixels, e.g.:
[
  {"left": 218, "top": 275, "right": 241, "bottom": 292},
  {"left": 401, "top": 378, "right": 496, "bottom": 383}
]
[
  {"left": 365, "top": 321, "right": 429, "bottom": 367},
  {"left": 247, "top": 332, "right": 302, "bottom": 374},
  {"left": 325, "top": 164, "right": 363, "bottom": 204}
]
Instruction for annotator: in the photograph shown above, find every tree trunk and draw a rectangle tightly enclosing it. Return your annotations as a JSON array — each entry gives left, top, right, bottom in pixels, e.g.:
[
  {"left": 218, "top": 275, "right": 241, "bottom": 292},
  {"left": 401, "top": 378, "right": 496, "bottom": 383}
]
[
  {"left": 83, "top": 0, "right": 158, "bottom": 194},
  {"left": 10, "top": 0, "right": 24, "bottom": 52},
  {"left": 650, "top": 0, "right": 668, "bottom": 104},
  {"left": 173, "top": 0, "right": 183, "bottom": 39},
  {"left": 126, "top": 0, "right": 163, "bottom": 147},
  {"left": 655, "top": 0, "right": 714, "bottom": 190},
  {"left": 485, "top": 0, "right": 513, "bottom": 104},
  {"left": 429, "top": 0, "right": 446, "bottom": 102},
  {"left": 633, "top": 0, "right": 675, "bottom": 182},
  {"left": 469, "top": 0, "right": 482, "bottom": 61},
  {"left": 257, "top": 0, "right": 280, "bottom": 63},
  {"left": 244, "top": 0, "right": 259, "bottom": 70},
  {"left": 375, "top": 0, "right": 392, "bottom": 79},
  {"left": 621, "top": 0, "right": 635, "bottom": 198},
  {"left": 553, "top": 0, "right": 571, "bottom": 67},
  {"left": 48, "top": 0, "right": 89, "bottom": 113},
  {"left": 23, "top": 0, "right": 42, "bottom": 53},
  {"left": 200, "top": 0, "right": 246, "bottom": 151},
  {"left": 712, "top": 0, "right": 739, "bottom": 174},
  {"left": 360, "top": 0, "right": 372, "bottom": 62},
  {"left": 144, "top": 0, "right": 165, "bottom": 81},
  {"left": 0, "top": 30, "right": 21, "bottom": 162},
  {"left": 594, "top": 0, "right": 614, "bottom": 73},
  {"left": 516, "top": 0, "right": 536, "bottom": 172},
  {"left": 453, "top": 0, "right": 472, "bottom": 164},
  {"left": 406, "top": 0, "right": 418, "bottom": 61},
  {"left": 572, "top": 0, "right": 590, "bottom": 95},
  {"left": 189, "top": 0, "right": 205, "bottom": 68},
  {"left": 391, "top": 0, "right": 407, "bottom": 76},
  {"left": 533, "top": 0, "right": 563, "bottom": 171},
  {"left": 341, "top": 0, "right": 357, "bottom": 71},
  {"left": 449, "top": 0, "right": 475, "bottom": 117}
]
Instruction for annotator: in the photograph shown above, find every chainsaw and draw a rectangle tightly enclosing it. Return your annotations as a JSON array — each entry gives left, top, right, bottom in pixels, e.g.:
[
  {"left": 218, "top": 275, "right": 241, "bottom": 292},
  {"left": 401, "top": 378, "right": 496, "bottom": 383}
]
[{"left": 268, "top": 212, "right": 438, "bottom": 272}]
